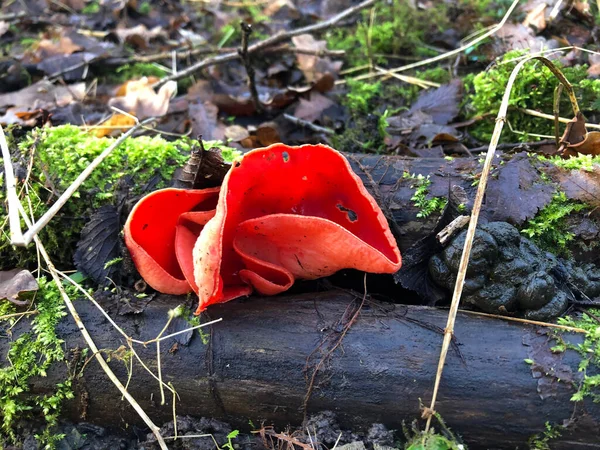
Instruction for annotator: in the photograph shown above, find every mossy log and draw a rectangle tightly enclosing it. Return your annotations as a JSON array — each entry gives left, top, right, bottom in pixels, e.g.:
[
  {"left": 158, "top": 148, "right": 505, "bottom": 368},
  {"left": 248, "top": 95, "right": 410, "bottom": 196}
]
[{"left": 11, "top": 292, "right": 600, "bottom": 450}]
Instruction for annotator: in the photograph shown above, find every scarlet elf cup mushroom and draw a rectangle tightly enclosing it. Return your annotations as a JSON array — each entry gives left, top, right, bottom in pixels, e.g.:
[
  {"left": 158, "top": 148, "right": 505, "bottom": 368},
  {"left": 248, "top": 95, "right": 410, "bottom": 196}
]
[{"left": 124, "top": 144, "right": 402, "bottom": 313}]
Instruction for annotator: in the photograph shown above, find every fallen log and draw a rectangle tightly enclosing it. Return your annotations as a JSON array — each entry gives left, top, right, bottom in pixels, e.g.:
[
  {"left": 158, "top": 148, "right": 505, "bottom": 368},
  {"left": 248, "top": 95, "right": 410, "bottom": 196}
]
[
  {"left": 13, "top": 291, "right": 600, "bottom": 449},
  {"left": 345, "top": 153, "right": 599, "bottom": 264}
]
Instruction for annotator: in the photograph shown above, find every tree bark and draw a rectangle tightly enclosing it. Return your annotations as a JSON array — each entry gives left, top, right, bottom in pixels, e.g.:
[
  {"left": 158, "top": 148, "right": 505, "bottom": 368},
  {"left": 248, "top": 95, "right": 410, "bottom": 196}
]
[{"left": 14, "top": 292, "right": 600, "bottom": 450}]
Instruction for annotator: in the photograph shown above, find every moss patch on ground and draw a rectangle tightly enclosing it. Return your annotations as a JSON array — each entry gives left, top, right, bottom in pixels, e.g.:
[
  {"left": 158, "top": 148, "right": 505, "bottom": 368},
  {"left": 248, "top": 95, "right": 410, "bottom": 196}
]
[
  {"left": 464, "top": 50, "right": 600, "bottom": 143},
  {"left": 0, "top": 279, "right": 76, "bottom": 448},
  {"left": 0, "top": 126, "right": 192, "bottom": 270}
]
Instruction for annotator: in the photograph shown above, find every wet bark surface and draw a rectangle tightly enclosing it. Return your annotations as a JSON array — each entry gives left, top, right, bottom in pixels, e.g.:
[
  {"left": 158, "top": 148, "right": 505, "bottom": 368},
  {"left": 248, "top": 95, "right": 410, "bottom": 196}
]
[{"left": 9, "top": 292, "right": 599, "bottom": 449}]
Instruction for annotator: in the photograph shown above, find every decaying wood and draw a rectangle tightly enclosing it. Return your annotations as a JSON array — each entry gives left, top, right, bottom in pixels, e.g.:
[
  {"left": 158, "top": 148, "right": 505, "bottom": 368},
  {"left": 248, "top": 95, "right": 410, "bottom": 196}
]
[{"left": 11, "top": 292, "right": 600, "bottom": 449}]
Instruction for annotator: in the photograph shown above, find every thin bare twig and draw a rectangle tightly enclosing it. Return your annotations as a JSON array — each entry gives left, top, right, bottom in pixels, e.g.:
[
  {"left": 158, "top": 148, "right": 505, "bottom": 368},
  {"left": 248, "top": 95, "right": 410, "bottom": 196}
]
[
  {"left": 239, "top": 22, "right": 263, "bottom": 114},
  {"left": 154, "top": 0, "right": 376, "bottom": 89},
  {"left": 423, "top": 56, "right": 580, "bottom": 433},
  {"left": 456, "top": 309, "right": 587, "bottom": 333},
  {"left": 0, "top": 124, "right": 24, "bottom": 244},
  {"left": 283, "top": 114, "right": 335, "bottom": 135},
  {"left": 4, "top": 118, "right": 156, "bottom": 247}
]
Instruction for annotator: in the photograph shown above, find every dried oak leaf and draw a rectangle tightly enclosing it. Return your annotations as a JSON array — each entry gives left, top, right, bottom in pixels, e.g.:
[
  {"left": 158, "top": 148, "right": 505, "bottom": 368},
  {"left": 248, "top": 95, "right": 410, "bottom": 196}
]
[
  {"left": 113, "top": 24, "right": 167, "bottom": 50},
  {"left": 547, "top": 165, "right": 600, "bottom": 208},
  {"left": 291, "top": 34, "right": 342, "bottom": 84},
  {"left": 107, "top": 77, "right": 177, "bottom": 125},
  {"left": 408, "top": 80, "right": 462, "bottom": 125},
  {"left": 482, "top": 153, "right": 555, "bottom": 225},
  {"left": 188, "top": 100, "right": 224, "bottom": 141},
  {"left": 74, "top": 205, "right": 122, "bottom": 285},
  {"left": 0, "top": 269, "right": 39, "bottom": 306}
]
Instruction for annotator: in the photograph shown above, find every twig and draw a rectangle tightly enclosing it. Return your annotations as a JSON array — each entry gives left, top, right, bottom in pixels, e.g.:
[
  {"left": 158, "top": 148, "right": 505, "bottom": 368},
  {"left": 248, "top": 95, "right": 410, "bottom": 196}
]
[
  {"left": 283, "top": 114, "right": 335, "bottom": 135},
  {"left": 423, "top": 56, "right": 579, "bottom": 433},
  {"left": 436, "top": 215, "right": 470, "bottom": 245},
  {"left": 519, "top": 108, "right": 600, "bottom": 130},
  {"left": 0, "top": 310, "right": 39, "bottom": 321},
  {"left": 345, "top": 0, "right": 519, "bottom": 84},
  {"left": 154, "top": 0, "right": 377, "bottom": 89},
  {"left": 468, "top": 139, "right": 555, "bottom": 153},
  {"left": 4, "top": 118, "right": 156, "bottom": 247},
  {"left": 12, "top": 202, "right": 168, "bottom": 449},
  {"left": 238, "top": 22, "right": 263, "bottom": 114},
  {"left": 0, "top": 11, "right": 26, "bottom": 21},
  {"left": 0, "top": 124, "right": 24, "bottom": 244},
  {"left": 456, "top": 309, "right": 587, "bottom": 333}
]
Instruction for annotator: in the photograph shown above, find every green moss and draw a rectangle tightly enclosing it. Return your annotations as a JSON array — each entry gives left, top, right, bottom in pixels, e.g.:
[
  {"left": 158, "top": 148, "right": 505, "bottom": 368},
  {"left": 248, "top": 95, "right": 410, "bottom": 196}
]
[
  {"left": 138, "top": 1, "right": 151, "bottom": 15},
  {"left": 81, "top": 0, "right": 100, "bottom": 14},
  {"left": 521, "top": 191, "right": 586, "bottom": 255},
  {"left": 540, "top": 153, "right": 600, "bottom": 171},
  {"left": 404, "top": 172, "right": 448, "bottom": 218},
  {"left": 464, "top": 50, "right": 600, "bottom": 143},
  {"left": 0, "top": 278, "right": 75, "bottom": 447},
  {"left": 327, "top": 0, "right": 450, "bottom": 67},
  {"left": 403, "top": 413, "right": 464, "bottom": 450},
  {"left": 108, "top": 63, "right": 168, "bottom": 83},
  {"left": 0, "top": 126, "right": 191, "bottom": 270},
  {"left": 556, "top": 310, "right": 600, "bottom": 403},
  {"left": 528, "top": 422, "right": 564, "bottom": 450},
  {"left": 344, "top": 79, "right": 381, "bottom": 114}
]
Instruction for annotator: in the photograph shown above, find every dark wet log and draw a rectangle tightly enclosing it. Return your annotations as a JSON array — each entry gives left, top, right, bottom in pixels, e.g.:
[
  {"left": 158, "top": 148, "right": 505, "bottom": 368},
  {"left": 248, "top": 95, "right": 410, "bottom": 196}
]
[
  {"left": 346, "top": 153, "right": 599, "bottom": 265},
  {"left": 13, "top": 292, "right": 600, "bottom": 450}
]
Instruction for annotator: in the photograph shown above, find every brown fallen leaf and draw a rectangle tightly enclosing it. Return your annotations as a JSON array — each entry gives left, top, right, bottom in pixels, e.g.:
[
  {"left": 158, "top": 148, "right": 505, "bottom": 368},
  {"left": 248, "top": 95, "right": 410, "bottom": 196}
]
[
  {"left": 559, "top": 112, "right": 600, "bottom": 157},
  {"left": 0, "top": 80, "right": 86, "bottom": 112},
  {"left": 113, "top": 24, "right": 167, "bottom": 50},
  {"left": 293, "top": 92, "right": 335, "bottom": 123},
  {"left": 108, "top": 77, "right": 177, "bottom": 120},
  {"left": 188, "top": 100, "right": 225, "bottom": 141},
  {"left": 292, "top": 34, "right": 342, "bottom": 84},
  {"left": 522, "top": 3, "right": 547, "bottom": 32},
  {"left": 224, "top": 124, "right": 250, "bottom": 142},
  {"left": 548, "top": 165, "right": 600, "bottom": 208},
  {"left": 0, "top": 269, "right": 39, "bottom": 306},
  {"left": 91, "top": 113, "right": 137, "bottom": 138},
  {"left": 256, "top": 122, "right": 281, "bottom": 146}
]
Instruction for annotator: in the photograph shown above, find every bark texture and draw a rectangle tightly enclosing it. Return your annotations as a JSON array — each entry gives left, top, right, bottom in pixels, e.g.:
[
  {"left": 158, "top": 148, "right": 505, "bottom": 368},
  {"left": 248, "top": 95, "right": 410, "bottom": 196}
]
[{"left": 12, "top": 292, "right": 599, "bottom": 450}]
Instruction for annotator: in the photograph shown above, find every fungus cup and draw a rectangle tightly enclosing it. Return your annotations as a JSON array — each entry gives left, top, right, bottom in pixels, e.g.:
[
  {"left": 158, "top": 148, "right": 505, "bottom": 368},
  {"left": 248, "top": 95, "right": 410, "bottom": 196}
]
[{"left": 124, "top": 143, "right": 402, "bottom": 313}]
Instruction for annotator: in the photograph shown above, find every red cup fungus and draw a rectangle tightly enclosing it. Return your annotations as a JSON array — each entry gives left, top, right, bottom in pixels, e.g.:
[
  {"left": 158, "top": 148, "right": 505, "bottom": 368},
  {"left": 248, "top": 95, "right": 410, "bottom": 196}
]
[{"left": 124, "top": 143, "right": 402, "bottom": 313}]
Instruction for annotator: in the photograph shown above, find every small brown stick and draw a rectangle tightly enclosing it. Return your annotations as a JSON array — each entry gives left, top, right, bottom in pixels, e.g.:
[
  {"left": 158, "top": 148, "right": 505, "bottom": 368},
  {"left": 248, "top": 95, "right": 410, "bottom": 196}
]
[
  {"left": 283, "top": 114, "right": 335, "bottom": 135},
  {"left": 2, "top": 118, "right": 156, "bottom": 247},
  {"left": 436, "top": 215, "right": 470, "bottom": 245},
  {"left": 154, "top": 0, "right": 376, "bottom": 89},
  {"left": 468, "top": 139, "right": 555, "bottom": 153},
  {"left": 424, "top": 56, "right": 580, "bottom": 433},
  {"left": 456, "top": 309, "right": 587, "bottom": 333},
  {"left": 238, "top": 22, "right": 263, "bottom": 114}
]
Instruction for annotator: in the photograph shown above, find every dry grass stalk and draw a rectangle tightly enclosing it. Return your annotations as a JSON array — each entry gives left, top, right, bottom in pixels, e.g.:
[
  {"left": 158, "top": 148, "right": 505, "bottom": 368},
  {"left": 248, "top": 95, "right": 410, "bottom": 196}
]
[{"left": 424, "top": 56, "right": 581, "bottom": 432}]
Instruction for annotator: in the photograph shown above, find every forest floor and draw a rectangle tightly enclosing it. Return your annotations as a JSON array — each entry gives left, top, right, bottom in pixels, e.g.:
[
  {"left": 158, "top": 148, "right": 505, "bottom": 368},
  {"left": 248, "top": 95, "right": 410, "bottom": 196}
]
[{"left": 2, "top": 0, "right": 600, "bottom": 449}]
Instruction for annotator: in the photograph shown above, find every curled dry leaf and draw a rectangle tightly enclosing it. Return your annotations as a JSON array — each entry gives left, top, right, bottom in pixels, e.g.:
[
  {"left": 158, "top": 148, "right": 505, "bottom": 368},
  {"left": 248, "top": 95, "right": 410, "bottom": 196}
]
[
  {"left": 124, "top": 144, "right": 402, "bottom": 313},
  {"left": 291, "top": 34, "right": 342, "bottom": 84},
  {"left": 113, "top": 24, "right": 167, "bottom": 50},
  {"left": 0, "top": 269, "right": 39, "bottom": 306},
  {"left": 559, "top": 112, "right": 600, "bottom": 157}
]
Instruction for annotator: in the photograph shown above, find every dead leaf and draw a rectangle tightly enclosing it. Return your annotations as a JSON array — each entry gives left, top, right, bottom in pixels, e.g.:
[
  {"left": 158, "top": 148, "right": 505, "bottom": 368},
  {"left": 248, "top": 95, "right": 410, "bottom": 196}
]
[
  {"left": 0, "top": 80, "right": 86, "bottom": 112},
  {"left": 0, "top": 21, "right": 9, "bottom": 37},
  {"left": 188, "top": 100, "right": 224, "bottom": 141},
  {"left": 0, "top": 269, "right": 39, "bottom": 306},
  {"left": 113, "top": 24, "right": 167, "bottom": 50},
  {"left": 483, "top": 153, "right": 555, "bottom": 225},
  {"left": 256, "top": 122, "right": 281, "bottom": 146},
  {"left": 35, "top": 36, "right": 82, "bottom": 59},
  {"left": 91, "top": 113, "right": 136, "bottom": 138},
  {"left": 559, "top": 113, "right": 600, "bottom": 157},
  {"left": 225, "top": 125, "right": 250, "bottom": 142},
  {"left": 522, "top": 3, "right": 547, "bottom": 32},
  {"left": 74, "top": 205, "right": 122, "bottom": 285},
  {"left": 108, "top": 77, "right": 176, "bottom": 120},
  {"left": 292, "top": 34, "right": 342, "bottom": 84},
  {"left": 409, "top": 80, "right": 462, "bottom": 125},
  {"left": 548, "top": 165, "right": 600, "bottom": 208},
  {"left": 294, "top": 92, "right": 334, "bottom": 123}
]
